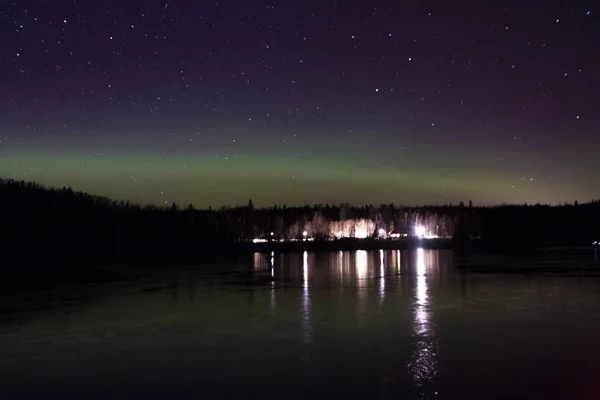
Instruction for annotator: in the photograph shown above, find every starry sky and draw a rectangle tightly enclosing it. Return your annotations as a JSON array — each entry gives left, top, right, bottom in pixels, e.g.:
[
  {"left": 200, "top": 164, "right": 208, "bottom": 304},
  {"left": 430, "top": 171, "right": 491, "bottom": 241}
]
[{"left": 1, "top": 1, "right": 598, "bottom": 207}]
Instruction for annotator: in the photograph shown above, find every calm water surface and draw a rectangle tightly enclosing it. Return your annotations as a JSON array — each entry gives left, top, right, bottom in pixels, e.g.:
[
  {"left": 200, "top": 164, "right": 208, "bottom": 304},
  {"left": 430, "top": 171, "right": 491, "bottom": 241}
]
[{"left": 2, "top": 249, "right": 600, "bottom": 399}]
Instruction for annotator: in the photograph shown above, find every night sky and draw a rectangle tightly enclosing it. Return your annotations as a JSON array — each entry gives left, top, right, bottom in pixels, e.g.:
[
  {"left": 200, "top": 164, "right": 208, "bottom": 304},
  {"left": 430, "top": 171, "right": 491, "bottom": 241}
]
[{"left": 1, "top": 1, "right": 598, "bottom": 207}]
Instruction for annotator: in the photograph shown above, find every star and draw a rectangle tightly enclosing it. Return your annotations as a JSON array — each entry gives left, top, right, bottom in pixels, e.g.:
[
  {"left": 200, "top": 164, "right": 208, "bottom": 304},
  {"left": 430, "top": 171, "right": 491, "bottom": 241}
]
[{"left": 0, "top": 0, "right": 597, "bottom": 207}]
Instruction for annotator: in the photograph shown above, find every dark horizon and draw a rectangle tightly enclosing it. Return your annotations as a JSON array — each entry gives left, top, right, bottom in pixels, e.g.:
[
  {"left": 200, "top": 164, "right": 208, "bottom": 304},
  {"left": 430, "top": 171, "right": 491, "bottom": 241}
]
[{"left": 2, "top": 178, "right": 599, "bottom": 269}]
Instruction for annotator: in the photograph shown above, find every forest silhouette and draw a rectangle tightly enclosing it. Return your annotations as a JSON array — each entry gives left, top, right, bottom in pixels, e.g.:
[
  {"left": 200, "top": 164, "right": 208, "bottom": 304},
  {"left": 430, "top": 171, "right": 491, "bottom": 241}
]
[{"left": 1, "top": 178, "right": 599, "bottom": 267}]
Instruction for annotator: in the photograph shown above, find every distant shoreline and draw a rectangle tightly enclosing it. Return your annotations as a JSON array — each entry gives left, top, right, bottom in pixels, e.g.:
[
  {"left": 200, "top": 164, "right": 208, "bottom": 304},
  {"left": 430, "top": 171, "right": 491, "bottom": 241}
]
[
  {"left": 3, "top": 178, "right": 599, "bottom": 270},
  {"left": 242, "top": 238, "right": 455, "bottom": 253},
  {"left": 3, "top": 238, "right": 597, "bottom": 269}
]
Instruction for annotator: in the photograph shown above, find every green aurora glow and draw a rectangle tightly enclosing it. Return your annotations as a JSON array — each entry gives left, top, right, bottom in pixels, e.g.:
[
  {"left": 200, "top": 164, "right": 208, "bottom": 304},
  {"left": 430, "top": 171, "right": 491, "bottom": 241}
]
[{"left": 0, "top": 148, "right": 579, "bottom": 207}]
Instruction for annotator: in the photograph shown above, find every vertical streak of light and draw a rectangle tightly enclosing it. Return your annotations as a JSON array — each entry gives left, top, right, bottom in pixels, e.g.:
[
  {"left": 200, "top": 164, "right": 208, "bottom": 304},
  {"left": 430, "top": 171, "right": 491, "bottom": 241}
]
[
  {"left": 416, "top": 249, "right": 427, "bottom": 309},
  {"left": 379, "top": 249, "right": 385, "bottom": 302},
  {"left": 303, "top": 251, "right": 311, "bottom": 344},
  {"left": 356, "top": 250, "right": 368, "bottom": 318},
  {"left": 270, "top": 254, "right": 276, "bottom": 314},
  {"left": 356, "top": 250, "right": 368, "bottom": 282},
  {"left": 410, "top": 248, "right": 438, "bottom": 392},
  {"left": 253, "top": 252, "right": 262, "bottom": 271},
  {"left": 270, "top": 279, "right": 276, "bottom": 310},
  {"left": 339, "top": 250, "right": 344, "bottom": 284},
  {"left": 303, "top": 251, "right": 308, "bottom": 289}
]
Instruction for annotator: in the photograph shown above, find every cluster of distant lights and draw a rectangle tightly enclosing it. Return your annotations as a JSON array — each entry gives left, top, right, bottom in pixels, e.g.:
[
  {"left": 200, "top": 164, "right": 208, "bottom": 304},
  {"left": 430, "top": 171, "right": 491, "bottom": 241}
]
[{"left": 252, "top": 225, "right": 438, "bottom": 243}]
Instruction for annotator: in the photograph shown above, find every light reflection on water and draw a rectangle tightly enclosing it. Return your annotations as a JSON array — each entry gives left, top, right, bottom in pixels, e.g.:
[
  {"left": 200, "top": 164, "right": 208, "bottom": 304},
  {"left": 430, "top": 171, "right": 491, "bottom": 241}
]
[
  {"left": 379, "top": 249, "right": 386, "bottom": 304},
  {"left": 356, "top": 250, "right": 369, "bottom": 318},
  {"left": 256, "top": 248, "right": 440, "bottom": 390},
  {"left": 409, "top": 248, "right": 438, "bottom": 395},
  {"left": 356, "top": 250, "right": 369, "bottom": 283},
  {"left": 3, "top": 250, "right": 600, "bottom": 399},
  {"left": 303, "top": 251, "right": 311, "bottom": 345}
]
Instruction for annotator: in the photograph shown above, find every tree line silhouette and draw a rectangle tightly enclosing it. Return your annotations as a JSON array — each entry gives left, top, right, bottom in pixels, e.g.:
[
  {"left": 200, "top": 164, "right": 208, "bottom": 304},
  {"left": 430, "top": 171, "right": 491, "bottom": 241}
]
[{"left": 1, "top": 178, "right": 599, "bottom": 266}]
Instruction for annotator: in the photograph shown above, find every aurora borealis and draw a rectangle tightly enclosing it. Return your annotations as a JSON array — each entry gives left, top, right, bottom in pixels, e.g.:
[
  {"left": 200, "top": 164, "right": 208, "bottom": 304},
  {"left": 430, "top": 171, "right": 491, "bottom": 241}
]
[{"left": 1, "top": 1, "right": 598, "bottom": 207}]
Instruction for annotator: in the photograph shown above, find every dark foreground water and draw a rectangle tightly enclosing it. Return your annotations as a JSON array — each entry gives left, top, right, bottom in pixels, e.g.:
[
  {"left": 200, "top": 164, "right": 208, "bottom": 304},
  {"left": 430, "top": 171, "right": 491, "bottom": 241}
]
[{"left": 2, "top": 249, "right": 600, "bottom": 399}]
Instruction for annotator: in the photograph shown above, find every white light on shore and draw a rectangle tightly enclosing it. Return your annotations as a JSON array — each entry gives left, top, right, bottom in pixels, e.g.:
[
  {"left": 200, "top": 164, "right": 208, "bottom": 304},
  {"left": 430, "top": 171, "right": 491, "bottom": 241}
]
[
  {"left": 354, "top": 228, "right": 368, "bottom": 239},
  {"left": 415, "top": 225, "right": 426, "bottom": 239}
]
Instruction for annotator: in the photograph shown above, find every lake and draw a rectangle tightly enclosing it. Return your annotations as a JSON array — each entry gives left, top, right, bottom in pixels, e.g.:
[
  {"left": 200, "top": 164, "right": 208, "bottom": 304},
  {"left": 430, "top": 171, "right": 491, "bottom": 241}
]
[{"left": 2, "top": 249, "right": 600, "bottom": 399}]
